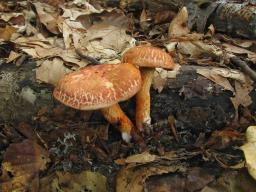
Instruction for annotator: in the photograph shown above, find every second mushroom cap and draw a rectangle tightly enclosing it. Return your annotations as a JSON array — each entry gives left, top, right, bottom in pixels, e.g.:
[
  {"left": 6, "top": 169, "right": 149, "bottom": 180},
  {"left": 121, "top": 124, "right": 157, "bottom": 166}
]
[{"left": 122, "top": 45, "right": 175, "bottom": 69}]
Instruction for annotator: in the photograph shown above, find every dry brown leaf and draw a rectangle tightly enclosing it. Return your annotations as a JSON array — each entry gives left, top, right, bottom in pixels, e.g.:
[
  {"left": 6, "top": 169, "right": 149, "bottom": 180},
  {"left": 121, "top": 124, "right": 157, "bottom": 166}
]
[
  {"left": 197, "top": 66, "right": 251, "bottom": 93},
  {"left": 168, "top": 7, "right": 190, "bottom": 38},
  {"left": 35, "top": 47, "right": 88, "bottom": 68},
  {"left": 40, "top": 0, "right": 65, "bottom": 7},
  {"left": 0, "top": 139, "right": 50, "bottom": 192},
  {"left": 38, "top": 173, "right": 55, "bottom": 192},
  {"left": 115, "top": 152, "right": 157, "bottom": 165},
  {"left": 237, "top": 41, "right": 255, "bottom": 48},
  {"left": 140, "top": 9, "right": 149, "bottom": 30},
  {"left": 61, "top": 4, "right": 104, "bottom": 19},
  {"left": 145, "top": 167, "right": 214, "bottom": 192},
  {"left": 6, "top": 51, "right": 21, "bottom": 63},
  {"left": 177, "top": 41, "right": 223, "bottom": 58},
  {"left": 22, "top": 48, "right": 40, "bottom": 58},
  {"left": 152, "top": 67, "right": 180, "bottom": 93},
  {"left": 16, "top": 34, "right": 87, "bottom": 67},
  {"left": 36, "top": 58, "right": 71, "bottom": 85},
  {"left": 0, "top": 26, "right": 17, "bottom": 41},
  {"left": 14, "top": 34, "right": 52, "bottom": 48},
  {"left": 223, "top": 43, "right": 256, "bottom": 63},
  {"left": 197, "top": 68, "right": 234, "bottom": 92},
  {"left": 202, "top": 170, "right": 256, "bottom": 192},
  {"left": 197, "top": 67, "right": 247, "bottom": 82},
  {"left": 152, "top": 75, "right": 167, "bottom": 93},
  {"left": 116, "top": 164, "right": 186, "bottom": 192},
  {"left": 51, "top": 171, "right": 107, "bottom": 192},
  {"left": 154, "top": 10, "right": 175, "bottom": 24},
  {"left": 206, "top": 24, "right": 215, "bottom": 36},
  {"left": 0, "top": 13, "right": 25, "bottom": 24},
  {"left": 231, "top": 80, "right": 253, "bottom": 116},
  {"left": 98, "top": 11, "right": 129, "bottom": 29},
  {"left": 79, "top": 23, "right": 135, "bottom": 63},
  {"left": 62, "top": 20, "right": 73, "bottom": 49},
  {"left": 0, "top": 1, "right": 10, "bottom": 12},
  {"left": 223, "top": 43, "right": 255, "bottom": 55},
  {"left": 32, "top": 2, "right": 60, "bottom": 34},
  {"left": 115, "top": 150, "right": 199, "bottom": 192}
]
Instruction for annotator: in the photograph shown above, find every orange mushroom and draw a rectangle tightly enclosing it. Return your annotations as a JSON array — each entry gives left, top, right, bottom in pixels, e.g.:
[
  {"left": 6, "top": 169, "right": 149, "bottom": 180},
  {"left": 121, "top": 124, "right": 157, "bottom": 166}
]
[
  {"left": 53, "top": 63, "right": 142, "bottom": 142},
  {"left": 122, "top": 45, "right": 176, "bottom": 130}
]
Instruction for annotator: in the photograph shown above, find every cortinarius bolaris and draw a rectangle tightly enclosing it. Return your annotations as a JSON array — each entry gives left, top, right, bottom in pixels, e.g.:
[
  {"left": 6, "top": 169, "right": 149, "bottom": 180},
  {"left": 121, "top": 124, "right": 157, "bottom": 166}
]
[
  {"left": 122, "top": 45, "right": 176, "bottom": 130},
  {"left": 53, "top": 63, "right": 142, "bottom": 142}
]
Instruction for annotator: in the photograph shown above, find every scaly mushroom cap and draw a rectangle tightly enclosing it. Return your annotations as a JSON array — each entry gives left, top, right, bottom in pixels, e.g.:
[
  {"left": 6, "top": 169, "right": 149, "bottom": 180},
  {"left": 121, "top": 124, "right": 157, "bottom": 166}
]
[
  {"left": 53, "top": 63, "right": 141, "bottom": 110},
  {"left": 122, "top": 45, "right": 175, "bottom": 69}
]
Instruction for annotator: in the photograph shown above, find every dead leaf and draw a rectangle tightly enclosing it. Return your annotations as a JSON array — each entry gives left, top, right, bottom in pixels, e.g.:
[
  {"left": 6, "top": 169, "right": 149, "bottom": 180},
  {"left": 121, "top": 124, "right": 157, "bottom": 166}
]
[
  {"left": 0, "top": 139, "right": 50, "bottom": 192},
  {"left": 152, "top": 74, "right": 167, "bottom": 93},
  {"left": 196, "top": 67, "right": 248, "bottom": 92},
  {"left": 206, "top": 24, "right": 215, "bottom": 36},
  {"left": 152, "top": 67, "right": 180, "bottom": 93},
  {"left": 116, "top": 164, "right": 186, "bottom": 192},
  {"left": 197, "top": 68, "right": 234, "bottom": 92},
  {"left": 36, "top": 58, "right": 72, "bottom": 85},
  {"left": 168, "top": 7, "right": 190, "bottom": 38},
  {"left": 52, "top": 171, "right": 107, "bottom": 192},
  {"left": 177, "top": 40, "right": 222, "bottom": 58},
  {"left": 40, "top": 0, "right": 65, "bottom": 7},
  {"left": 38, "top": 173, "right": 55, "bottom": 192},
  {"left": 36, "top": 47, "right": 88, "bottom": 67},
  {"left": 154, "top": 10, "right": 175, "bottom": 24},
  {"left": 223, "top": 43, "right": 256, "bottom": 63},
  {"left": 202, "top": 170, "right": 256, "bottom": 192},
  {"left": 79, "top": 23, "right": 135, "bottom": 63},
  {"left": 17, "top": 122, "right": 38, "bottom": 141},
  {"left": 32, "top": 2, "right": 60, "bottom": 34},
  {"left": 145, "top": 167, "right": 214, "bottom": 192},
  {"left": 6, "top": 51, "right": 21, "bottom": 63},
  {"left": 140, "top": 9, "right": 150, "bottom": 30},
  {"left": 115, "top": 151, "right": 158, "bottom": 165},
  {"left": 14, "top": 33, "right": 52, "bottom": 48},
  {"left": 0, "top": 26, "right": 17, "bottom": 41},
  {"left": 61, "top": 2, "right": 108, "bottom": 19},
  {"left": 231, "top": 80, "right": 253, "bottom": 116},
  {"left": 223, "top": 43, "right": 255, "bottom": 55},
  {"left": 206, "top": 130, "right": 242, "bottom": 149},
  {"left": 62, "top": 20, "right": 73, "bottom": 49}
]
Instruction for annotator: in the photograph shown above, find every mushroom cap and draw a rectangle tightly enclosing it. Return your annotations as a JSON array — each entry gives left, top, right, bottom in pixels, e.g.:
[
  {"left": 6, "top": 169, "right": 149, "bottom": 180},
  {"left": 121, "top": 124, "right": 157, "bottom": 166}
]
[
  {"left": 122, "top": 45, "right": 175, "bottom": 69},
  {"left": 53, "top": 63, "right": 141, "bottom": 110}
]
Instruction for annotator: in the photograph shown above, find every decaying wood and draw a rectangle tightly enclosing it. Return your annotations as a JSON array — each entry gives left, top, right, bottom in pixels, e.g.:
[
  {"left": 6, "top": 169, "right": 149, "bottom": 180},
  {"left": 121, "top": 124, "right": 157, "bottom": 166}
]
[
  {"left": 117, "top": 0, "right": 256, "bottom": 39},
  {"left": 208, "top": 2, "right": 256, "bottom": 39},
  {"left": 0, "top": 62, "right": 238, "bottom": 135}
]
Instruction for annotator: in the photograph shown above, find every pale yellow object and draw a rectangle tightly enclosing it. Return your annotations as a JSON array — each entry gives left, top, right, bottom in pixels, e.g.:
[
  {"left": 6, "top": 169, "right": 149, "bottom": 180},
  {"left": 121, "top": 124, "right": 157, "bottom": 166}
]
[{"left": 241, "top": 126, "right": 256, "bottom": 180}]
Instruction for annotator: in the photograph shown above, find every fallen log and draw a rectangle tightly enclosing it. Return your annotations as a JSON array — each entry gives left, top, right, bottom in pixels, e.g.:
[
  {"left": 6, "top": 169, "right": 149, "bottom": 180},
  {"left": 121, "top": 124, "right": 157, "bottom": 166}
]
[
  {"left": 0, "top": 61, "right": 238, "bottom": 136},
  {"left": 115, "top": 0, "right": 256, "bottom": 39}
]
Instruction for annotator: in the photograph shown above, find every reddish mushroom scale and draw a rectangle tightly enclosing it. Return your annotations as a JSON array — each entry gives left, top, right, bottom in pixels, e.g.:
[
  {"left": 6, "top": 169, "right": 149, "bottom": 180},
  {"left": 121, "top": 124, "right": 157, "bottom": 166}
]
[
  {"left": 53, "top": 63, "right": 141, "bottom": 110},
  {"left": 122, "top": 45, "right": 175, "bottom": 69}
]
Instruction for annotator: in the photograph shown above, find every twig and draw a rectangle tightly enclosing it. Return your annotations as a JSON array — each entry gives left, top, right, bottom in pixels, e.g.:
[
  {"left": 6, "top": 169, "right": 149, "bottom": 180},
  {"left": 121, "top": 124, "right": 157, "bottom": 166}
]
[
  {"left": 75, "top": 49, "right": 100, "bottom": 65},
  {"left": 230, "top": 56, "right": 256, "bottom": 81}
]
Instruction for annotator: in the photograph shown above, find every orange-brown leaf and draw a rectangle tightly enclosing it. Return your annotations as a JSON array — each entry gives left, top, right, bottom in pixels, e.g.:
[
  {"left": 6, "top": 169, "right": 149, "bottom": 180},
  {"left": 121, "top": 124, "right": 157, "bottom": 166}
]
[{"left": 1, "top": 139, "right": 50, "bottom": 192}]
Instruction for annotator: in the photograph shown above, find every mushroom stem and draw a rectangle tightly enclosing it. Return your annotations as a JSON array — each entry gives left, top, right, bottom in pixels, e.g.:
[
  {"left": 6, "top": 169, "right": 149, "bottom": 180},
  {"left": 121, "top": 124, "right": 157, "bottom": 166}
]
[
  {"left": 136, "top": 68, "right": 155, "bottom": 130},
  {"left": 101, "top": 104, "right": 134, "bottom": 142}
]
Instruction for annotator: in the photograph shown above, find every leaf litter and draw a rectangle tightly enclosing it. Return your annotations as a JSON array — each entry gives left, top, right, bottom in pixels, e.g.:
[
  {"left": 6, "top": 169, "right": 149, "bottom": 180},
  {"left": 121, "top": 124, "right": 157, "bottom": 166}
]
[{"left": 0, "top": 0, "right": 256, "bottom": 191}]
